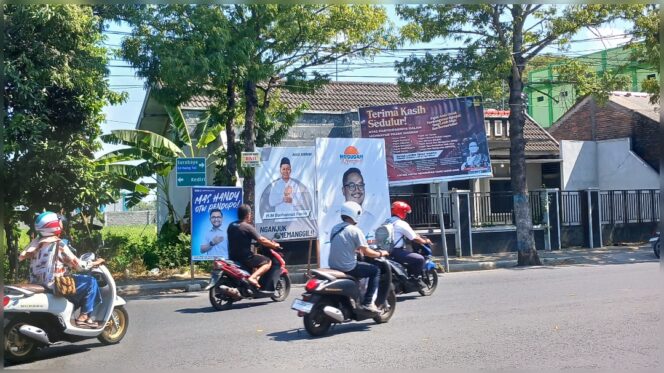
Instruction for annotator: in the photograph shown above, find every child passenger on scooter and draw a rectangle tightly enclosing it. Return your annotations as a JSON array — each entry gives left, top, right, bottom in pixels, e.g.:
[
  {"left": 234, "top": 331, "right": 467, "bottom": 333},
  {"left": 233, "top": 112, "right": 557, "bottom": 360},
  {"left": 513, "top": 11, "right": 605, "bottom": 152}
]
[{"left": 19, "top": 211, "right": 106, "bottom": 329}]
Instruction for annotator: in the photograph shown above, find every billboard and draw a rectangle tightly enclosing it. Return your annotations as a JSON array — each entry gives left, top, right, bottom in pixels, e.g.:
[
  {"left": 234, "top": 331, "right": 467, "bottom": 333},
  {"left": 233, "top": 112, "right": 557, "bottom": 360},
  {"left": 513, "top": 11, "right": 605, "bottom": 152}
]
[
  {"left": 191, "top": 186, "right": 243, "bottom": 261},
  {"left": 255, "top": 147, "right": 317, "bottom": 241},
  {"left": 315, "top": 138, "right": 391, "bottom": 268},
  {"left": 359, "top": 96, "right": 492, "bottom": 185}
]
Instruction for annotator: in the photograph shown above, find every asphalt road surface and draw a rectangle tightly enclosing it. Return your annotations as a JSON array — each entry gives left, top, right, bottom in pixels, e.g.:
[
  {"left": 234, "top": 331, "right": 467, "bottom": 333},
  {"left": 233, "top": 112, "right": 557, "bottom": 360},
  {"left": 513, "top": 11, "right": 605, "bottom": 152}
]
[{"left": 6, "top": 261, "right": 662, "bottom": 370}]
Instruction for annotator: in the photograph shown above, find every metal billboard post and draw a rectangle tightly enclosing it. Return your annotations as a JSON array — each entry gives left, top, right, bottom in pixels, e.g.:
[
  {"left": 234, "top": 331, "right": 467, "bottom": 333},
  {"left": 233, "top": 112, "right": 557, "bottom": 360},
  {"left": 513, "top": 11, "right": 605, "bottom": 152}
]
[{"left": 436, "top": 182, "right": 450, "bottom": 273}]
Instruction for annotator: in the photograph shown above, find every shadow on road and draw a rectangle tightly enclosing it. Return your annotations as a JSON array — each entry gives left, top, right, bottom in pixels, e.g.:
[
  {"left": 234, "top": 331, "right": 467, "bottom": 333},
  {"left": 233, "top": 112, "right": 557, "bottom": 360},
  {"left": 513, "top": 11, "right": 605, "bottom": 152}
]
[
  {"left": 176, "top": 300, "right": 273, "bottom": 314},
  {"left": 126, "top": 293, "right": 200, "bottom": 301},
  {"left": 4, "top": 341, "right": 102, "bottom": 367},
  {"left": 396, "top": 294, "right": 420, "bottom": 302},
  {"left": 267, "top": 323, "right": 372, "bottom": 341}
]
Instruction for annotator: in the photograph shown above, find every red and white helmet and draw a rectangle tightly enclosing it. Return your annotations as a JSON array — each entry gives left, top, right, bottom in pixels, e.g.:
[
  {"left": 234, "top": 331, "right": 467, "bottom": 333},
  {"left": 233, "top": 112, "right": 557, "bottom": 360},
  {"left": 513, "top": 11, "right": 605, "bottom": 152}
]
[
  {"left": 391, "top": 201, "right": 411, "bottom": 220},
  {"left": 35, "top": 211, "right": 62, "bottom": 237}
]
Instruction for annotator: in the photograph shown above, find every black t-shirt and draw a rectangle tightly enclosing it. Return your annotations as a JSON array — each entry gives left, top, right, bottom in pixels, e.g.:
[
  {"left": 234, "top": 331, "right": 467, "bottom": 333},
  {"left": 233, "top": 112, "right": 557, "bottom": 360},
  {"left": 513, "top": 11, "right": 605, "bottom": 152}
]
[{"left": 227, "top": 221, "right": 261, "bottom": 262}]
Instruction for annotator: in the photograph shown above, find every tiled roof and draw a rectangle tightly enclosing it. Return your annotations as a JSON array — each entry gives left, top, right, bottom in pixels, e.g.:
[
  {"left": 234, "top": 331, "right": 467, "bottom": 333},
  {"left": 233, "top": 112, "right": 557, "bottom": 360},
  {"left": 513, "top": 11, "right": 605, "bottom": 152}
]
[
  {"left": 608, "top": 91, "right": 659, "bottom": 122},
  {"left": 182, "top": 81, "right": 446, "bottom": 112},
  {"left": 486, "top": 112, "right": 560, "bottom": 155}
]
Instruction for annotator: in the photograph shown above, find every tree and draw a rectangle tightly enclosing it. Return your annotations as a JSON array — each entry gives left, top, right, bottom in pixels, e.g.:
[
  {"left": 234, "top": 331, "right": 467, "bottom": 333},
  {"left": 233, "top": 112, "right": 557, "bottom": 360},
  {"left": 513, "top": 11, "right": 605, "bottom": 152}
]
[
  {"left": 396, "top": 4, "right": 643, "bottom": 265},
  {"left": 98, "top": 106, "right": 225, "bottom": 226},
  {"left": 2, "top": 5, "right": 125, "bottom": 277},
  {"left": 119, "top": 4, "right": 394, "bottom": 211},
  {"left": 627, "top": 5, "right": 660, "bottom": 104}
]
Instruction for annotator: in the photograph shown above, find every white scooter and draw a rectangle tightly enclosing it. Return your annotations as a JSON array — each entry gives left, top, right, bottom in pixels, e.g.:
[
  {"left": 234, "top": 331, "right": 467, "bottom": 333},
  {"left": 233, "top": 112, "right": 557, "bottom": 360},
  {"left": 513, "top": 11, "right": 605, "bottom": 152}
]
[{"left": 3, "top": 253, "right": 129, "bottom": 363}]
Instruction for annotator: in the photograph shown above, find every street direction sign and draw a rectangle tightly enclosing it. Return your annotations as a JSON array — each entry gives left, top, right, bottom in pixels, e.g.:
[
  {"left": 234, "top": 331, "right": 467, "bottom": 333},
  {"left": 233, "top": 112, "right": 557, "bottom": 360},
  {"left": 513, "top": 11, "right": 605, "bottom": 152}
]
[{"left": 176, "top": 157, "right": 206, "bottom": 187}]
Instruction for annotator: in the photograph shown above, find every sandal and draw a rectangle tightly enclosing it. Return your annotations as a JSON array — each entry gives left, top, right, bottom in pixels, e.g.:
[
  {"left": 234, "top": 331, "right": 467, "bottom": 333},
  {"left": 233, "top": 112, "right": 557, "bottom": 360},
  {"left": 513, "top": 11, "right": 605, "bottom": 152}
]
[
  {"left": 75, "top": 318, "right": 99, "bottom": 329},
  {"left": 247, "top": 278, "right": 261, "bottom": 288}
]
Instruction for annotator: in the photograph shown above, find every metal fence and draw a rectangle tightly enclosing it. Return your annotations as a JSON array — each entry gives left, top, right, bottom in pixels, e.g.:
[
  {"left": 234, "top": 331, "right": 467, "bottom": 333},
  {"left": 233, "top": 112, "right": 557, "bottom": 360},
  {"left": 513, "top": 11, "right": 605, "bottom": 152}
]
[
  {"left": 600, "top": 190, "right": 660, "bottom": 224},
  {"left": 390, "top": 193, "right": 452, "bottom": 229},
  {"left": 387, "top": 189, "right": 659, "bottom": 230},
  {"left": 469, "top": 191, "right": 546, "bottom": 227}
]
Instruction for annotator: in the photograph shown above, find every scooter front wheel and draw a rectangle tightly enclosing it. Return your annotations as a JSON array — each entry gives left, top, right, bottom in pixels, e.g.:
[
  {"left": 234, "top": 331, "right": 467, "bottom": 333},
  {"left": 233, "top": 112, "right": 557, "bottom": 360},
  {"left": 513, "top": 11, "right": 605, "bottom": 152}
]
[
  {"left": 271, "top": 274, "right": 291, "bottom": 302},
  {"left": 209, "top": 286, "right": 234, "bottom": 311},
  {"left": 4, "top": 319, "right": 39, "bottom": 363},
  {"left": 98, "top": 306, "right": 129, "bottom": 345}
]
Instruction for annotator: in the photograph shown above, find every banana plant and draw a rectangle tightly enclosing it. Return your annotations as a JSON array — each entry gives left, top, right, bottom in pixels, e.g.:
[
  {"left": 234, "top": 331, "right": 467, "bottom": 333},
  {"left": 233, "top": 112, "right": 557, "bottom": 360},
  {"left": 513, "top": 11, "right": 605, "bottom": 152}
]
[{"left": 97, "top": 106, "right": 226, "bottom": 223}]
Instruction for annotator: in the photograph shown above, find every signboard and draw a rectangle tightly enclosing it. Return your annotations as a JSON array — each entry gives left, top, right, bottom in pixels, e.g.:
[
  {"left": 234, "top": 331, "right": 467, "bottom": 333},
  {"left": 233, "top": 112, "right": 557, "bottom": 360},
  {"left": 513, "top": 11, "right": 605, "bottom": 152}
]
[
  {"left": 241, "top": 152, "right": 261, "bottom": 167},
  {"left": 176, "top": 157, "right": 206, "bottom": 187},
  {"left": 254, "top": 147, "right": 317, "bottom": 240},
  {"left": 315, "top": 138, "right": 391, "bottom": 268},
  {"left": 191, "top": 186, "right": 243, "bottom": 261},
  {"left": 359, "top": 96, "right": 492, "bottom": 185}
]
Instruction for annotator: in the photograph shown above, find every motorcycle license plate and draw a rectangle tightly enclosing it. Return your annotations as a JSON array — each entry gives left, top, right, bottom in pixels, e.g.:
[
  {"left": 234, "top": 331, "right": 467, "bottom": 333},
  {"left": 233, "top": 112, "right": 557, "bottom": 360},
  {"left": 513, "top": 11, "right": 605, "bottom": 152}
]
[{"left": 291, "top": 299, "right": 313, "bottom": 314}]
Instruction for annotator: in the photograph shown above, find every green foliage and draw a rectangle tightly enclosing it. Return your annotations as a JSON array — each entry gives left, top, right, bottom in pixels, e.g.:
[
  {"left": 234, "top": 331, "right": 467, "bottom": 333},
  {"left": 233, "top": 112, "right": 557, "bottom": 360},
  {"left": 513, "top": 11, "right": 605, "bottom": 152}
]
[
  {"left": 555, "top": 60, "right": 630, "bottom": 105},
  {"left": 627, "top": 5, "right": 659, "bottom": 104},
  {"left": 3, "top": 5, "right": 129, "bottom": 278}
]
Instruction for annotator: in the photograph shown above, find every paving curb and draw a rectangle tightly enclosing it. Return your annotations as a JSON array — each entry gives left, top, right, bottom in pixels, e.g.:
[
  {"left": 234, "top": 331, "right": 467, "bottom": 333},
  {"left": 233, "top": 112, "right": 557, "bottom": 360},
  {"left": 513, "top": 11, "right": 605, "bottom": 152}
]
[
  {"left": 446, "top": 257, "right": 575, "bottom": 272},
  {"left": 118, "top": 279, "right": 209, "bottom": 296}
]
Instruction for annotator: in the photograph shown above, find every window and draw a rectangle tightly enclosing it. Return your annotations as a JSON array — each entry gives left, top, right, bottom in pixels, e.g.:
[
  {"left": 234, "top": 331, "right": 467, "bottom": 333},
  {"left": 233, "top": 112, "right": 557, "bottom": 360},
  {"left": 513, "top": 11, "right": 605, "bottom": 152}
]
[
  {"left": 647, "top": 74, "right": 656, "bottom": 80},
  {"left": 485, "top": 120, "right": 492, "bottom": 136},
  {"left": 506, "top": 120, "right": 510, "bottom": 136},
  {"left": 560, "top": 91, "right": 568, "bottom": 97},
  {"left": 494, "top": 121, "right": 503, "bottom": 136},
  {"left": 537, "top": 96, "right": 545, "bottom": 102}
]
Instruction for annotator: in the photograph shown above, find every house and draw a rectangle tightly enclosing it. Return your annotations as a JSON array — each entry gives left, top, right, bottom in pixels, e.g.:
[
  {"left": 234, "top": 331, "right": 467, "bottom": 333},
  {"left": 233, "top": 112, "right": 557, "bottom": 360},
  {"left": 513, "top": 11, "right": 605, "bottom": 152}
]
[
  {"left": 526, "top": 44, "right": 658, "bottom": 128},
  {"left": 548, "top": 91, "right": 659, "bottom": 190}
]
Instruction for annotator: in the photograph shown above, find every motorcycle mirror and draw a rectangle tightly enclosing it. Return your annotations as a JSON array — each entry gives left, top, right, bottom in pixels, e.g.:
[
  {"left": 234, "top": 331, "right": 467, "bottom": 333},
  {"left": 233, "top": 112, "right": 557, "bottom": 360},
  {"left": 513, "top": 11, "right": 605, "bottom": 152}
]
[{"left": 80, "top": 252, "right": 96, "bottom": 262}]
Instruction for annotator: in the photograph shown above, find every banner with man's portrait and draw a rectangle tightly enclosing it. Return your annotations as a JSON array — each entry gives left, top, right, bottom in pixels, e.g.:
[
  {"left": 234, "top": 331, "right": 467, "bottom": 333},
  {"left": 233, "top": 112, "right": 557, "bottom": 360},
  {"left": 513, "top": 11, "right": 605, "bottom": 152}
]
[
  {"left": 191, "top": 187, "right": 243, "bottom": 261},
  {"left": 254, "top": 147, "right": 317, "bottom": 241},
  {"left": 315, "top": 138, "right": 391, "bottom": 268},
  {"left": 359, "top": 96, "right": 492, "bottom": 185}
]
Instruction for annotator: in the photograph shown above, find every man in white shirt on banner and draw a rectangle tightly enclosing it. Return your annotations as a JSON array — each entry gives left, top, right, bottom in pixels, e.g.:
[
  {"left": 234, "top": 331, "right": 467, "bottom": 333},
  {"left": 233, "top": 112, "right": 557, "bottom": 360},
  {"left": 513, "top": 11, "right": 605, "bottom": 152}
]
[
  {"left": 269, "top": 157, "right": 303, "bottom": 215},
  {"left": 200, "top": 208, "right": 228, "bottom": 258}
]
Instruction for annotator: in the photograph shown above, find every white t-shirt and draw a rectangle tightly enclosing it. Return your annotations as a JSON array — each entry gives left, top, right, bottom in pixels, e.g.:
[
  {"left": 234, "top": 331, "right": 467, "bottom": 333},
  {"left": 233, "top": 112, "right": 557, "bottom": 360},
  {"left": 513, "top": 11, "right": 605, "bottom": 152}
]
[
  {"left": 268, "top": 178, "right": 303, "bottom": 213},
  {"left": 392, "top": 219, "right": 417, "bottom": 249}
]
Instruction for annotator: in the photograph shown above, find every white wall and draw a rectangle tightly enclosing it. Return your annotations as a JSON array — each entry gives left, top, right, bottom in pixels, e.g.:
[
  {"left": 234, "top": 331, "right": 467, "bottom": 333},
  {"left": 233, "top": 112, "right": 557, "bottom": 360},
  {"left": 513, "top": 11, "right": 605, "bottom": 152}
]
[{"left": 561, "top": 138, "right": 658, "bottom": 190}]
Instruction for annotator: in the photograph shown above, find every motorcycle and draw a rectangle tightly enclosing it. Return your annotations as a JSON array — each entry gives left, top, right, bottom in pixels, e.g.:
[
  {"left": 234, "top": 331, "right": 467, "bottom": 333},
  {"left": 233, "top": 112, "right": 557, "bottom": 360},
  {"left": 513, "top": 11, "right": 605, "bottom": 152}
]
[
  {"left": 387, "top": 243, "right": 439, "bottom": 296},
  {"left": 205, "top": 246, "right": 291, "bottom": 311},
  {"left": 291, "top": 258, "right": 396, "bottom": 337},
  {"left": 649, "top": 232, "right": 660, "bottom": 259},
  {"left": 3, "top": 253, "right": 129, "bottom": 363}
]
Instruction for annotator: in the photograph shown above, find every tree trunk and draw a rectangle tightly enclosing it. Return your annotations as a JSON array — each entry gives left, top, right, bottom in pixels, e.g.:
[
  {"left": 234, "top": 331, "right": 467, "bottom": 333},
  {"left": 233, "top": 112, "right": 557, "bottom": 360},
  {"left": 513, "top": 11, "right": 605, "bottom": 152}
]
[
  {"left": 508, "top": 76, "right": 542, "bottom": 266},
  {"left": 5, "top": 222, "right": 17, "bottom": 281},
  {"left": 216, "top": 80, "right": 238, "bottom": 186},
  {"left": 242, "top": 80, "right": 258, "bottom": 216}
]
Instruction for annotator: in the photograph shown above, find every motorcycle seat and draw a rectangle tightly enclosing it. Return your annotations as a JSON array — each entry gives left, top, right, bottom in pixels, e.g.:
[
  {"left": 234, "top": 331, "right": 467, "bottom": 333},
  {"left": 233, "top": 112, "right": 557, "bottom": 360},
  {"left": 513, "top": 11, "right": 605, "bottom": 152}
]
[
  {"left": 13, "top": 283, "right": 51, "bottom": 294},
  {"left": 312, "top": 269, "right": 357, "bottom": 281}
]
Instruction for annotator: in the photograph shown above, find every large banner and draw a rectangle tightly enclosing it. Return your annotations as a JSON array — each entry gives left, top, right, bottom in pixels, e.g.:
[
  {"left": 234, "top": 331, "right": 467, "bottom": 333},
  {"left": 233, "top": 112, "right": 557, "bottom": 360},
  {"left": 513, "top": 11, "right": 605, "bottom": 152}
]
[
  {"left": 191, "top": 187, "right": 243, "bottom": 261},
  {"left": 255, "top": 147, "right": 317, "bottom": 241},
  {"left": 316, "top": 138, "right": 391, "bottom": 268},
  {"left": 359, "top": 96, "right": 492, "bottom": 185}
]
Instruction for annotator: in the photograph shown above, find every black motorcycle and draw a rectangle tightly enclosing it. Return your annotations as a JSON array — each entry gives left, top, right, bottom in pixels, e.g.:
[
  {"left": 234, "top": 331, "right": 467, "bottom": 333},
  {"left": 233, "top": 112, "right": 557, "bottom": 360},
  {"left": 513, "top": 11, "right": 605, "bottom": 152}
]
[
  {"left": 291, "top": 258, "right": 396, "bottom": 337},
  {"left": 387, "top": 244, "right": 439, "bottom": 296},
  {"left": 650, "top": 232, "right": 660, "bottom": 259}
]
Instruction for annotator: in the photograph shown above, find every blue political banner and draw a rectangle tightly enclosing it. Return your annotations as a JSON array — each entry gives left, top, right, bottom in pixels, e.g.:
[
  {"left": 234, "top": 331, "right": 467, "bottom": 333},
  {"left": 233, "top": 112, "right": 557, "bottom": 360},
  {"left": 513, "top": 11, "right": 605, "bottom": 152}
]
[{"left": 191, "top": 187, "right": 243, "bottom": 261}]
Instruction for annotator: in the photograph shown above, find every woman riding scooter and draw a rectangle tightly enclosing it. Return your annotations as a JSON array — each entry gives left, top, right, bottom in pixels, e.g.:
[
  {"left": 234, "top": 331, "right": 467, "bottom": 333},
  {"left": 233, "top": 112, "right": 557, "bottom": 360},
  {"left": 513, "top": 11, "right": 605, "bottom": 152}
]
[{"left": 19, "top": 211, "right": 105, "bottom": 328}]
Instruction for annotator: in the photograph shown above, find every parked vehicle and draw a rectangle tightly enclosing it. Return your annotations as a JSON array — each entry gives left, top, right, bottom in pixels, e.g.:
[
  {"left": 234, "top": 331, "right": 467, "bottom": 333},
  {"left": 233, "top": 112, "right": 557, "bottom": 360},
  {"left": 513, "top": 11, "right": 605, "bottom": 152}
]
[
  {"left": 4, "top": 253, "right": 129, "bottom": 363},
  {"left": 388, "top": 244, "right": 438, "bottom": 296},
  {"left": 292, "top": 258, "right": 396, "bottom": 337},
  {"left": 206, "top": 246, "right": 291, "bottom": 310},
  {"left": 650, "top": 232, "right": 660, "bottom": 259}
]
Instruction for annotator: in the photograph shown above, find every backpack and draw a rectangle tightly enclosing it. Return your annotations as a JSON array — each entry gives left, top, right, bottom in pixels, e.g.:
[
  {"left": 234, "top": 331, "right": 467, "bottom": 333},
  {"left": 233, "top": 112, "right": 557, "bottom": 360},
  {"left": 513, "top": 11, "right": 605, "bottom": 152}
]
[{"left": 374, "top": 217, "right": 403, "bottom": 252}]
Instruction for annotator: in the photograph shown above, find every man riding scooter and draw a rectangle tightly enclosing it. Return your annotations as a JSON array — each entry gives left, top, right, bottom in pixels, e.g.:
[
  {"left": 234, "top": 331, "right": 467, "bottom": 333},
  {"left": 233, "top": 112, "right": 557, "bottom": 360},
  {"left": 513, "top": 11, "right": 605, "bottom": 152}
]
[
  {"left": 388, "top": 201, "right": 433, "bottom": 289},
  {"left": 328, "top": 201, "right": 390, "bottom": 314}
]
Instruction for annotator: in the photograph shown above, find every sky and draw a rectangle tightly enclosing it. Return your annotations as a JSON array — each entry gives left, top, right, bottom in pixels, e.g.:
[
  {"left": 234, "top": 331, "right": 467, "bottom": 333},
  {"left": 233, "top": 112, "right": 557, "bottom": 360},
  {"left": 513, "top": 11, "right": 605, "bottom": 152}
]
[{"left": 98, "top": 5, "right": 635, "bottom": 157}]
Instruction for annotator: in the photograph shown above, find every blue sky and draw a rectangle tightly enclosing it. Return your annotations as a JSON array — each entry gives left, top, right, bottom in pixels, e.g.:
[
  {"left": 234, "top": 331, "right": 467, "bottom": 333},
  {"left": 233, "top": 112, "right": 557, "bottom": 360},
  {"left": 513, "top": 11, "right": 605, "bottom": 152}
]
[{"left": 98, "top": 6, "right": 634, "bottom": 156}]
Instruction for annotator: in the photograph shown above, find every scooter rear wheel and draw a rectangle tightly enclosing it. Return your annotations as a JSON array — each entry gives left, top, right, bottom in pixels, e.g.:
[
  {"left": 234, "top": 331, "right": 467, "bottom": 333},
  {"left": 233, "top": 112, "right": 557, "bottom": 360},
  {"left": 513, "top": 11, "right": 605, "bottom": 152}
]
[
  {"left": 418, "top": 268, "right": 439, "bottom": 296},
  {"left": 303, "top": 300, "right": 333, "bottom": 337},
  {"left": 373, "top": 289, "right": 396, "bottom": 324},
  {"left": 4, "top": 319, "right": 39, "bottom": 363},
  {"left": 98, "top": 306, "right": 129, "bottom": 345},
  {"left": 209, "top": 286, "right": 234, "bottom": 311},
  {"left": 654, "top": 239, "right": 660, "bottom": 259}
]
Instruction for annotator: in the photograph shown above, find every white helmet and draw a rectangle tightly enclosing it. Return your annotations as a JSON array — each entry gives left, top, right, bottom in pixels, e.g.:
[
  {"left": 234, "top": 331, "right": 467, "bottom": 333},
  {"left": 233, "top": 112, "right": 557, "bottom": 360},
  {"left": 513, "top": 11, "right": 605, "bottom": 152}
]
[{"left": 340, "top": 201, "right": 362, "bottom": 223}]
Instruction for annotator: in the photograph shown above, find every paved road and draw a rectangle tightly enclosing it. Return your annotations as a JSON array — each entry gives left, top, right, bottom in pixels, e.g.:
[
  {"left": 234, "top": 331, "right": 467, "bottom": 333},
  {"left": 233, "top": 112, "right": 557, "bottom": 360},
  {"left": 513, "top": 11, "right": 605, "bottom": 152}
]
[{"left": 7, "top": 261, "right": 662, "bottom": 370}]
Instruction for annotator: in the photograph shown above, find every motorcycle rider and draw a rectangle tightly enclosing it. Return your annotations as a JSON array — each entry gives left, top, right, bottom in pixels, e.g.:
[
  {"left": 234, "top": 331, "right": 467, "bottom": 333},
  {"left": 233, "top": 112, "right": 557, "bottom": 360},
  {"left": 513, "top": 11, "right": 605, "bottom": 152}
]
[
  {"left": 388, "top": 201, "right": 433, "bottom": 288},
  {"left": 227, "top": 204, "right": 281, "bottom": 288},
  {"left": 328, "top": 201, "right": 389, "bottom": 314},
  {"left": 18, "top": 211, "right": 105, "bottom": 328}
]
